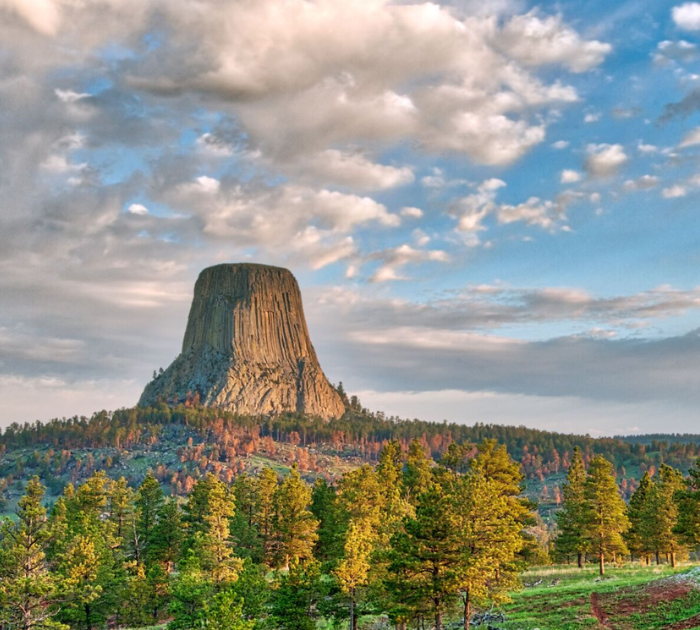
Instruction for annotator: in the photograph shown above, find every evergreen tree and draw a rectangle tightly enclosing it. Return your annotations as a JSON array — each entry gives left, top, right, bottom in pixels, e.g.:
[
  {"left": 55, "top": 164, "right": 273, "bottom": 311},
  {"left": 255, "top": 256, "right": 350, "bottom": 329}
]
[
  {"left": 135, "top": 473, "right": 164, "bottom": 561},
  {"left": 451, "top": 469, "right": 526, "bottom": 628},
  {"left": 675, "top": 458, "right": 700, "bottom": 549},
  {"left": 555, "top": 447, "right": 588, "bottom": 567},
  {"left": 386, "top": 484, "right": 461, "bottom": 630},
  {"left": 189, "top": 474, "right": 241, "bottom": 585},
  {"left": 274, "top": 465, "right": 318, "bottom": 568},
  {"left": 0, "top": 477, "right": 64, "bottom": 630},
  {"left": 230, "top": 474, "right": 262, "bottom": 562},
  {"left": 310, "top": 478, "right": 342, "bottom": 564},
  {"left": 252, "top": 467, "right": 278, "bottom": 566},
  {"left": 269, "top": 559, "right": 322, "bottom": 630},
  {"left": 403, "top": 439, "right": 433, "bottom": 505},
  {"left": 334, "top": 519, "right": 376, "bottom": 630},
  {"left": 582, "top": 455, "right": 629, "bottom": 575},
  {"left": 644, "top": 464, "right": 685, "bottom": 566},
  {"left": 626, "top": 472, "right": 652, "bottom": 563},
  {"left": 148, "top": 499, "right": 183, "bottom": 572}
]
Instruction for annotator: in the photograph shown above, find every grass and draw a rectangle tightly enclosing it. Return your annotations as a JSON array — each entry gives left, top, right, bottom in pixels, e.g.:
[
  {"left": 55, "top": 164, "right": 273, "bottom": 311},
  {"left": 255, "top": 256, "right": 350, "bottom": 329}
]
[{"left": 500, "top": 564, "right": 700, "bottom": 630}]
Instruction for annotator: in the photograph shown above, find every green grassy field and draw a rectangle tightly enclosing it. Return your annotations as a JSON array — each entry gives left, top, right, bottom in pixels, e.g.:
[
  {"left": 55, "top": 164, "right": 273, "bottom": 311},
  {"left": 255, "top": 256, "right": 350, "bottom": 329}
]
[{"left": 502, "top": 564, "right": 700, "bottom": 630}]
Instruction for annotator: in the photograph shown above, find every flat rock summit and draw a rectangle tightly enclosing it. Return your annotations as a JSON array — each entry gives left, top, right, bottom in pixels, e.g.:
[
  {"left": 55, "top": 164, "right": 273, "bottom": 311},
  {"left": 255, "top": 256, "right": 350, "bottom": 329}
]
[{"left": 139, "top": 263, "right": 345, "bottom": 419}]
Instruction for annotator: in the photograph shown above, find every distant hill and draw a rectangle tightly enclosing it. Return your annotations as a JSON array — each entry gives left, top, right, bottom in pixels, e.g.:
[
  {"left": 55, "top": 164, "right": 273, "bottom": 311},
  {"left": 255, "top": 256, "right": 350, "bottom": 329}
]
[{"left": 3, "top": 402, "right": 700, "bottom": 521}]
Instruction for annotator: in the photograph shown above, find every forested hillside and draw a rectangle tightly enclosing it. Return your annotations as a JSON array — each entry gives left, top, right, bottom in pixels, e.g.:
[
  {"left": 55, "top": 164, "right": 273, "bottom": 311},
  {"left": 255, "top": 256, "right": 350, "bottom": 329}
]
[
  {"left": 0, "top": 439, "right": 532, "bottom": 629},
  {"left": 2, "top": 401, "right": 700, "bottom": 518}
]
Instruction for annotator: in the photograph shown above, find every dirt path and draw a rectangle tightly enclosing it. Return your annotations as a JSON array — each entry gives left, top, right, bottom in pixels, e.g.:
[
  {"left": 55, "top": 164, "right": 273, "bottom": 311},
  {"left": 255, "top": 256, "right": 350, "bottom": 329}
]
[{"left": 590, "top": 592, "right": 610, "bottom": 627}]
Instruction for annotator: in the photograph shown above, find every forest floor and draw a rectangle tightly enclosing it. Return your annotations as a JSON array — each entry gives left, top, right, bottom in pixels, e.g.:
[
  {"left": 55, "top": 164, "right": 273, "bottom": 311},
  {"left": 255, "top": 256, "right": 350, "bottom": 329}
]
[{"left": 501, "top": 564, "right": 700, "bottom": 630}]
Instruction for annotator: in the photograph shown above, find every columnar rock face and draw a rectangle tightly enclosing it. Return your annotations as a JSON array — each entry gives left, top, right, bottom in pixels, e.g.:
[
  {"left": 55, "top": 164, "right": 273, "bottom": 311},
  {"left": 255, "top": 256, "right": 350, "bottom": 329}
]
[{"left": 139, "top": 263, "right": 345, "bottom": 419}]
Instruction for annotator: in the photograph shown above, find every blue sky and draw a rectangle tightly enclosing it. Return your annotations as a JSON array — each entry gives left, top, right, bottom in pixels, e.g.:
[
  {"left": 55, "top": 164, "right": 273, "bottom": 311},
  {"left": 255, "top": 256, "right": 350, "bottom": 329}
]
[{"left": 0, "top": 0, "right": 699, "bottom": 435}]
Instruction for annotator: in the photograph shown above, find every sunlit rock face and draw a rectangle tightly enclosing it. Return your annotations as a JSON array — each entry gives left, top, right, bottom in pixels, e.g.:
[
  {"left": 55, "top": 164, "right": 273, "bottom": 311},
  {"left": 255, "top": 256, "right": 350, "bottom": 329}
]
[{"left": 139, "top": 263, "right": 345, "bottom": 419}]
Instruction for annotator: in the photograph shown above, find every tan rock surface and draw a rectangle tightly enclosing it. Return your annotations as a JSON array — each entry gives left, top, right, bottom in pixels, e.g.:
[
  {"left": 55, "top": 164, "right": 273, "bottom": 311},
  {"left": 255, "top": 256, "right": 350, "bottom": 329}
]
[{"left": 139, "top": 263, "right": 345, "bottom": 419}]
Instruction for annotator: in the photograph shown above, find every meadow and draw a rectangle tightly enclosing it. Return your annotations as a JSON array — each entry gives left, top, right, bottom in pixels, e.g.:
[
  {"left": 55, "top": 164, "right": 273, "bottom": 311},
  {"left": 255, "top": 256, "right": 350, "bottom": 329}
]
[{"left": 502, "top": 564, "right": 700, "bottom": 630}]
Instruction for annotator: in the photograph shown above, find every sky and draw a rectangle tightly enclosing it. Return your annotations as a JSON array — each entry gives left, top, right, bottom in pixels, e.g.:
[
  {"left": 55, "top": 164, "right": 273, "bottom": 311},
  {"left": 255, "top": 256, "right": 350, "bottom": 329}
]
[{"left": 1, "top": 0, "right": 699, "bottom": 436}]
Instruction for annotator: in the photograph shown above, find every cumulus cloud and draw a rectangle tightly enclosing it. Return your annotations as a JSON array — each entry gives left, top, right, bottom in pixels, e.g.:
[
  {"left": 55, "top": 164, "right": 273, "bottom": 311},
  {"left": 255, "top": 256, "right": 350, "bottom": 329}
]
[
  {"left": 584, "top": 143, "right": 628, "bottom": 178},
  {"left": 493, "top": 12, "right": 612, "bottom": 72},
  {"left": 368, "top": 244, "right": 449, "bottom": 282},
  {"left": 623, "top": 175, "right": 660, "bottom": 191},
  {"left": 116, "top": 0, "right": 605, "bottom": 166},
  {"left": 451, "top": 178, "right": 575, "bottom": 238},
  {"left": 293, "top": 150, "right": 414, "bottom": 191},
  {"left": 673, "top": 3, "right": 700, "bottom": 31},
  {"left": 653, "top": 40, "right": 698, "bottom": 64},
  {"left": 561, "top": 169, "right": 582, "bottom": 183},
  {"left": 663, "top": 185, "right": 688, "bottom": 198}
]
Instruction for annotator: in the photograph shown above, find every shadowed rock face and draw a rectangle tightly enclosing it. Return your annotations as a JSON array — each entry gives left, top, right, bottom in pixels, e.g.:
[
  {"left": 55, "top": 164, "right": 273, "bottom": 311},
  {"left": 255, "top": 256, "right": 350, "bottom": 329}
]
[{"left": 139, "top": 263, "right": 345, "bottom": 419}]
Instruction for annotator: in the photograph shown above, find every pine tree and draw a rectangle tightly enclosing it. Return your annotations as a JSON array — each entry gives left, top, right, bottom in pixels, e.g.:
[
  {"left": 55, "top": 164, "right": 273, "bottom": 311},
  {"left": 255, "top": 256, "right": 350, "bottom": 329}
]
[
  {"left": 252, "top": 467, "right": 278, "bottom": 566},
  {"left": 269, "top": 559, "right": 322, "bottom": 630},
  {"left": 274, "top": 465, "right": 318, "bottom": 569},
  {"left": 386, "top": 484, "right": 461, "bottom": 630},
  {"left": 135, "top": 473, "right": 164, "bottom": 561},
  {"left": 582, "top": 455, "right": 629, "bottom": 575},
  {"left": 675, "top": 458, "right": 700, "bottom": 549},
  {"left": 230, "top": 474, "right": 262, "bottom": 562},
  {"left": 148, "top": 499, "right": 183, "bottom": 572},
  {"left": 451, "top": 468, "right": 526, "bottom": 628},
  {"left": 626, "top": 471, "right": 652, "bottom": 563},
  {"left": 555, "top": 447, "right": 588, "bottom": 567},
  {"left": 334, "top": 519, "right": 376, "bottom": 630},
  {"left": 0, "top": 477, "right": 63, "bottom": 630},
  {"left": 310, "top": 478, "right": 342, "bottom": 563},
  {"left": 403, "top": 439, "right": 433, "bottom": 505},
  {"left": 188, "top": 474, "right": 241, "bottom": 585},
  {"left": 644, "top": 464, "right": 685, "bottom": 566},
  {"left": 108, "top": 477, "right": 134, "bottom": 553}
]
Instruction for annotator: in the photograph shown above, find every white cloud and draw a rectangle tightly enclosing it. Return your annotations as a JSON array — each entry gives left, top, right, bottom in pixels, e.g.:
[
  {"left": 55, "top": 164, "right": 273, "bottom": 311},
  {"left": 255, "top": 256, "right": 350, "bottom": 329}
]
[
  {"left": 679, "top": 127, "right": 700, "bottom": 147},
  {"left": 300, "top": 150, "right": 414, "bottom": 191},
  {"left": 368, "top": 244, "right": 449, "bottom": 282},
  {"left": 638, "top": 142, "right": 658, "bottom": 154},
  {"left": 452, "top": 178, "right": 507, "bottom": 238},
  {"left": 401, "top": 206, "right": 424, "bottom": 219},
  {"left": 584, "top": 112, "right": 601, "bottom": 123},
  {"left": 673, "top": 3, "right": 700, "bottom": 31},
  {"left": 551, "top": 140, "right": 569, "bottom": 149},
  {"left": 623, "top": 175, "right": 659, "bottom": 191},
  {"left": 561, "top": 169, "right": 582, "bottom": 183},
  {"left": 118, "top": 0, "right": 607, "bottom": 167},
  {"left": 452, "top": 178, "right": 574, "bottom": 237},
  {"left": 496, "top": 196, "right": 569, "bottom": 230},
  {"left": 662, "top": 185, "right": 687, "bottom": 198},
  {"left": 0, "top": 0, "right": 61, "bottom": 35},
  {"left": 494, "top": 12, "right": 612, "bottom": 72},
  {"left": 653, "top": 40, "right": 698, "bottom": 64},
  {"left": 584, "top": 143, "right": 628, "bottom": 178},
  {"left": 127, "top": 203, "right": 149, "bottom": 215}
]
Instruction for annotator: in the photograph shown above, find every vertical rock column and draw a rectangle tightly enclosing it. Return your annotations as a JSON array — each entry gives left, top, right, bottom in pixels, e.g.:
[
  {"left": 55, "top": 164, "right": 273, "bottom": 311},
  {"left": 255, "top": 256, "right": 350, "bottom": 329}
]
[{"left": 139, "top": 263, "right": 345, "bottom": 419}]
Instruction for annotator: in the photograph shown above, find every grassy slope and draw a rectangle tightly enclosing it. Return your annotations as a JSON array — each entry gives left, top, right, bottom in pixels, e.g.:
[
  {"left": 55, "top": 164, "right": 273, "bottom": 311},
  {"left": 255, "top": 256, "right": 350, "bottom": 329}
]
[{"left": 503, "top": 564, "right": 700, "bottom": 630}]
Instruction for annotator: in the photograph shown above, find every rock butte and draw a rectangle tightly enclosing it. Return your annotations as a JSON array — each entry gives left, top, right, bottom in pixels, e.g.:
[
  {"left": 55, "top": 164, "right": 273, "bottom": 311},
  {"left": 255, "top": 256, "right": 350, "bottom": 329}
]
[{"left": 138, "top": 263, "right": 345, "bottom": 419}]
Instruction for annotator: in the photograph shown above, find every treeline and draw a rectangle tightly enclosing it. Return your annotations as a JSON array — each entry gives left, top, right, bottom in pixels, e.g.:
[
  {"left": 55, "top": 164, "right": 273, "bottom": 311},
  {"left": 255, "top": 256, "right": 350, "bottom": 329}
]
[
  {"left": 0, "top": 439, "right": 533, "bottom": 630},
  {"left": 555, "top": 448, "right": 700, "bottom": 573},
  {"left": 4, "top": 403, "right": 700, "bottom": 481}
]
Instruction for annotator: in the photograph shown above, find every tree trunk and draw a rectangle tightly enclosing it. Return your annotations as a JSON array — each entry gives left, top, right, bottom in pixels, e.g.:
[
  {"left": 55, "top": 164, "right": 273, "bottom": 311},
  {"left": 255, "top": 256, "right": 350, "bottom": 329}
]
[
  {"left": 577, "top": 553, "right": 583, "bottom": 568},
  {"left": 463, "top": 590, "right": 471, "bottom": 630},
  {"left": 85, "top": 604, "right": 92, "bottom": 630},
  {"left": 646, "top": 554, "right": 650, "bottom": 566},
  {"left": 350, "top": 588, "right": 356, "bottom": 630},
  {"left": 599, "top": 552, "right": 605, "bottom": 576},
  {"left": 656, "top": 551, "right": 660, "bottom": 565},
  {"left": 435, "top": 608, "right": 442, "bottom": 630},
  {"left": 671, "top": 552, "right": 677, "bottom": 568}
]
